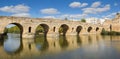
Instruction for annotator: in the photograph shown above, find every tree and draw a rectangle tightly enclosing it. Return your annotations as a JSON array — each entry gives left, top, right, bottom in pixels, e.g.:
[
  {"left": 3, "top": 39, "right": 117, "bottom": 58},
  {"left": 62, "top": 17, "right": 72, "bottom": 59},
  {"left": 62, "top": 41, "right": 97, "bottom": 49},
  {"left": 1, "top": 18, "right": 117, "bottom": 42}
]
[
  {"left": 36, "top": 26, "right": 44, "bottom": 34},
  {"left": 117, "top": 13, "right": 120, "bottom": 15},
  {"left": 5, "top": 26, "right": 20, "bottom": 33},
  {"left": 64, "top": 17, "right": 68, "bottom": 20},
  {"left": 81, "top": 18, "right": 86, "bottom": 22}
]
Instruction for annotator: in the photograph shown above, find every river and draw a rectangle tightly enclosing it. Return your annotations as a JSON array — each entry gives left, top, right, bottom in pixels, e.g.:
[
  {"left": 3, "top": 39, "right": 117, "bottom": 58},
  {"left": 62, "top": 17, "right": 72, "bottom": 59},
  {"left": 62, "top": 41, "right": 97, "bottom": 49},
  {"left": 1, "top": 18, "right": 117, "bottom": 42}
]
[{"left": 0, "top": 33, "right": 120, "bottom": 59}]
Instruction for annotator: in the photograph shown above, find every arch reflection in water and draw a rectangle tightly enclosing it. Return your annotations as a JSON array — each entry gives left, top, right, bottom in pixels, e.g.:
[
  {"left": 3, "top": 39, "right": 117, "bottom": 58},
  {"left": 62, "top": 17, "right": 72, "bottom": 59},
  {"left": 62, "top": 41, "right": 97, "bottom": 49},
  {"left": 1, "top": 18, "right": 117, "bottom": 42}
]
[
  {"left": 76, "top": 35, "right": 82, "bottom": 46},
  {"left": 34, "top": 34, "right": 48, "bottom": 51},
  {"left": 0, "top": 37, "right": 4, "bottom": 46},
  {"left": 59, "top": 35, "right": 68, "bottom": 49},
  {"left": 3, "top": 33, "right": 23, "bottom": 54},
  {"left": 88, "top": 35, "right": 92, "bottom": 44}
]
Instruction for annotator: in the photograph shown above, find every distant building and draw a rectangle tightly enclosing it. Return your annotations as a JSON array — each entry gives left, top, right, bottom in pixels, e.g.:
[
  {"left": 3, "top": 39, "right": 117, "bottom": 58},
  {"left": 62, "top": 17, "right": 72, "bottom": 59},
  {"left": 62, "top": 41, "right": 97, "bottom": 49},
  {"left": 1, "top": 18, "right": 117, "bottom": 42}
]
[{"left": 86, "top": 17, "right": 101, "bottom": 24}]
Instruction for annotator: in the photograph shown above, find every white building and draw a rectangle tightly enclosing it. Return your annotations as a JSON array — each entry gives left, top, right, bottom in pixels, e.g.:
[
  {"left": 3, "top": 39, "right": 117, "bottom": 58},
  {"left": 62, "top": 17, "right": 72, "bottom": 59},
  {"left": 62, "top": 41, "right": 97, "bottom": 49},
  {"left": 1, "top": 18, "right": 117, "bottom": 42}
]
[{"left": 86, "top": 17, "right": 105, "bottom": 24}]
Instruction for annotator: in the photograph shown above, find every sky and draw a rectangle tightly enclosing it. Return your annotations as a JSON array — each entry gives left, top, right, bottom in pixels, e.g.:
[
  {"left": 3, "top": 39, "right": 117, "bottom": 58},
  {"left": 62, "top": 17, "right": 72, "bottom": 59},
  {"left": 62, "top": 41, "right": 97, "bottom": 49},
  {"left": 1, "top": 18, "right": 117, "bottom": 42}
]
[{"left": 0, "top": 0, "right": 120, "bottom": 20}]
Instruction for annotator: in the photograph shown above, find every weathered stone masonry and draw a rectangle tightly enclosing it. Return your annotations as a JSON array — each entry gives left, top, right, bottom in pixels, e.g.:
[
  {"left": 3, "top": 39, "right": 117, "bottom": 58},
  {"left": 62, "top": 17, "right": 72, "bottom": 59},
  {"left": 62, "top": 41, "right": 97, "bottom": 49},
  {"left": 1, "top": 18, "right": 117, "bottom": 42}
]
[{"left": 0, "top": 16, "right": 103, "bottom": 38}]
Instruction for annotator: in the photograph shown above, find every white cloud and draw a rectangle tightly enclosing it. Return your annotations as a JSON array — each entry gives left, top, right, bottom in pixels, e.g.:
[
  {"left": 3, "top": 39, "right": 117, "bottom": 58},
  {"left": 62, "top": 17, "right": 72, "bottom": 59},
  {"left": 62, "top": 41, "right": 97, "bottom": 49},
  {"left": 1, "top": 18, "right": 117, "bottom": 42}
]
[
  {"left": 102, "top": 11, "right": 120, "bottom": 19},
  {"left": 114, "top": 3, "right": 118, "bottom": 6},
  {"left": 60, "top": 14, "right": 87, "bottom": 20},
  {"left": 0, "top": 4, "right": 30, "bottom": 13},
  {"left": 42, "top": 14, "right": 87, "bottom": 20},
  {"left": 69, "top": 2, "right": 81, "bottom": 8},
  {"left": 104, "top": 12, "right": 116, "bottom": 18},
  {"left": 69, "top": 2, "right": 88, "bottom": 8},
  {"left": 119, "top": 11, "right": 120, "bottom": 13},
  {"left": 40, "top": 8, "right": 60, "bottom": 14},
  {"left": 91, "top": 1, "right": 101, "bottom": 8},
  {"left": 11, "top": 13, "right": 30, "bottom": 17},
  {"left": 82, "top": 4, "right": 110, "bottom": 14},
  {"left": 0, "top": 4, "right": 31, "bottom": 17},
  {"left": 43, "top": 16, "right": 56, "bottom": 19},
  {"left": 81, "top": 3, "right": 88, "bottom": 7},
  {"left": 69, "top": 14, "right": 87, "bottom": 18},
  {"left": 60, "top": 14, "right": 69, "bottom": 18},
  {"left": 82, "top": 8, "right": 95, "bottom": 14}
]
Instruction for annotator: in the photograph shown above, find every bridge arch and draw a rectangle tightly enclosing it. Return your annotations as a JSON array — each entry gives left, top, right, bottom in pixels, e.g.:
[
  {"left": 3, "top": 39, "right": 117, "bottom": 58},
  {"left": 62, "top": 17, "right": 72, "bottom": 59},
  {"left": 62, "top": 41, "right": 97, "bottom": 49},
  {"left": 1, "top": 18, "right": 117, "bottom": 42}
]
[
  {"left": 76, "top": 26, "right": 83, "bottom": 35},
  {"left": 87, "top": 26, "right": 92, "bottom": 32},
  {"left": 28, "top": 26, "right": 32, "bottom": 33},
  {"left": 59, "top": 24, "right": 69, "bottom": 36},
  {"left": 96, "top": 27, "right": 99, "bottom": 32},
  {"left": 4, "top": 23, "right": 23, "bottom": 35},
  {"left": 35, "top": 24, "right": 49, "bottom": 36},
  {"left": 53, "top": 27, "right": 56, "bottom": 32}
]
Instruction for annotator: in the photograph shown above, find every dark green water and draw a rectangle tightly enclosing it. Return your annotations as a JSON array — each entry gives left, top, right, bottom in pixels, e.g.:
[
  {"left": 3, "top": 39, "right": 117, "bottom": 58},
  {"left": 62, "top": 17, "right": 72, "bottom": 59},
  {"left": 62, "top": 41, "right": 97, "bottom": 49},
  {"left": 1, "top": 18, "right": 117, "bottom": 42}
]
[{"left": 0, "top": 33, "right": 120, "bottom": 59}]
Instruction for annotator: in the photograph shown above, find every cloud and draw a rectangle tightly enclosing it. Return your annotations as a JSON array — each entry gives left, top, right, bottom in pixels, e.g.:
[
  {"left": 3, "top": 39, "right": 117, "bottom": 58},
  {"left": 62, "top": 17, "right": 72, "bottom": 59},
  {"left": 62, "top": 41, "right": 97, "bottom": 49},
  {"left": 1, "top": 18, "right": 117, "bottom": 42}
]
[
  {"left": 114, "top": 3, "right": 118, "bottom": 6},
  {"left": 102, "top": 11, "right": 120, "bottom": 19},
  {"left": 69, "top": 2, "right": 81, "bottom": 8},
  {"left": 69, "top": 14, "right": 87, "bottom": 18},
  {"left": 69, "top": 2, "right": 88, "bottom": 8},
  {"left": 11, "top": 13, "right": 30, "bottom": 17},
  {"left": 91, "top": 1, "right": 101, "bottom": 8},
  {"left": 81, "top": 3, "right": 88, "bottom": 7},
  {"left": 82, "top": 4, "right": 110, "bottom": 14},
  {"left": 40, "top": 8, "right": 60, "bottom": 14},
  {"left": 102, "top": 11, "right": 120, "bottom": 18},
  {"left": 41, "top": 13, "right": 88, "bottom": 20},
  {"left": 0, "top": 4, "right": 31, "bottom": 17},
  {"left": 60, "top": 14, "right": 87, "bottom": 20},
  {"left": 106, "top": 13, "right": 116, "bottom": 18},
  {"left": 43, "top": 16, "right": 56, "bottom": 19},
  {"left": 0, "top": 4, "right": 30, "bottom": 13}
]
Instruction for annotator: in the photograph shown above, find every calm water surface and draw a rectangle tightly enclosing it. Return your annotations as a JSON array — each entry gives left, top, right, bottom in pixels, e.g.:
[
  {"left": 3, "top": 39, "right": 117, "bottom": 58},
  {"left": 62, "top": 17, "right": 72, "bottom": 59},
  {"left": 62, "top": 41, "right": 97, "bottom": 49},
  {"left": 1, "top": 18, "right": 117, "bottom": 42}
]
[{"left": 0, "top": 33, "right": 120, "bottom": 59}]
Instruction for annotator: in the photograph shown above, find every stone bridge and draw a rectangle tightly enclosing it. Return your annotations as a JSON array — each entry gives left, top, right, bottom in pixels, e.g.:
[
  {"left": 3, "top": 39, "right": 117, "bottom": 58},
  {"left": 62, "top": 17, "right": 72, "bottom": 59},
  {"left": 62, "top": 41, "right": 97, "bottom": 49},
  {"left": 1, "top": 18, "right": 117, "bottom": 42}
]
[{"left": 0, "top": 16, "right": 103, "bottom": 38}]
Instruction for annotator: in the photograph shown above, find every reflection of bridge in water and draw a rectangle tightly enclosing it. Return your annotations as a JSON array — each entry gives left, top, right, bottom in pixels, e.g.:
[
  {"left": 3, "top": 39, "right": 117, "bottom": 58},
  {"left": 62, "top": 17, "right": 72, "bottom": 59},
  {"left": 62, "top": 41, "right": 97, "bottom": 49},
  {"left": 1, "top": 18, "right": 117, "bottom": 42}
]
[{"left": 0, "top": 34, "right": 117, "bottom": 59}]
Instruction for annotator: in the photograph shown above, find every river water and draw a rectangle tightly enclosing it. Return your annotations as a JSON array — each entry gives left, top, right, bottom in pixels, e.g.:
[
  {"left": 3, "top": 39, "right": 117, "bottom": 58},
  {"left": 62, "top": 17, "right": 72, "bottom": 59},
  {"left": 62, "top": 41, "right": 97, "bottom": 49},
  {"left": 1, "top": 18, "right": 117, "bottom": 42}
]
[{"left": 0, "top": 33, "right": 120, "bottom": 59}]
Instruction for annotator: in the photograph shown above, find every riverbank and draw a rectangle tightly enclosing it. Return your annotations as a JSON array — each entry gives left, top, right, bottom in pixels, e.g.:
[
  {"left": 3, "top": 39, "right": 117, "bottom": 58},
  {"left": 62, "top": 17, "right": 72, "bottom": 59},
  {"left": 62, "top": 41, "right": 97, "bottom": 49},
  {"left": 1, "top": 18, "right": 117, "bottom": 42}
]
[{"left": 101, "top": 31, "right": 120, "bottom": 35}]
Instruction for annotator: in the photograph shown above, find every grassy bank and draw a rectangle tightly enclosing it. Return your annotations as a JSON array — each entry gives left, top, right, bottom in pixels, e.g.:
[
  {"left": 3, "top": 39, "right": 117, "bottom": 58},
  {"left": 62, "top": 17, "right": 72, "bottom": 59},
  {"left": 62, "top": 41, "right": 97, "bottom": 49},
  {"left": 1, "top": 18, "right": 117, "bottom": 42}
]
[{"left": 101, "top": 29, "right": 120, "bottom": 35}]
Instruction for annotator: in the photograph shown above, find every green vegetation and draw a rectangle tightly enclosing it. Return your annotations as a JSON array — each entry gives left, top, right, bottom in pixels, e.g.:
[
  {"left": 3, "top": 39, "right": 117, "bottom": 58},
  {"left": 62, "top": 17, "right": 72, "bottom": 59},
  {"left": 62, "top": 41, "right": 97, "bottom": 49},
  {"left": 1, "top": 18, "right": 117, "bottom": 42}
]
[
  {"left": 59, "top": 35, "right": 68, "bottom": 48},
  {"left": 81, "top": 18, "right": 86, "bottom": 22},
  {"left": 64, "top": 17, "right": 68, "bottom": 20},
  {"left": 34, "top": 34, "right": 48, "bottom": 51},
  {"left": 35, "top": 26, "right": 44, "bottom": 34},
  {"left": 101, "top": 28, "right": 120, "bottom": 35},
  {"left": 4, "top": 26, "right": 20, "bottom": 33},
  {"left": 59, "top": 27, "right": 63, "bottom": 33}
]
